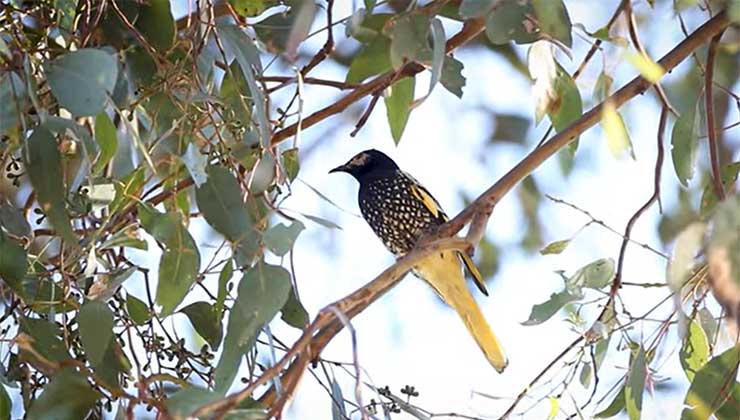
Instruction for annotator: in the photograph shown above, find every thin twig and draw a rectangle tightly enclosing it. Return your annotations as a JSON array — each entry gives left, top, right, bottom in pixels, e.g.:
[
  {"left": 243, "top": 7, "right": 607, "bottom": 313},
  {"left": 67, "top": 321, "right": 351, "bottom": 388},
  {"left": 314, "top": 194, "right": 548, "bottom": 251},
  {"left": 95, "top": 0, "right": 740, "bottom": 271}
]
[{"left": 705, "top": 29, "right": 728, "bottom": 200}]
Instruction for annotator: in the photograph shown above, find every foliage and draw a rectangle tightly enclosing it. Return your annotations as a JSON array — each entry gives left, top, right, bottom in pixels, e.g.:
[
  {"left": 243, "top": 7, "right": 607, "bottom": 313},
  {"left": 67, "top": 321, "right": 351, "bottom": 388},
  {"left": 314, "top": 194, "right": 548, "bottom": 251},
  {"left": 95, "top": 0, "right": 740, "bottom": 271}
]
[{"left": 0, "top": 0, "right": 737, "bottom": 419}]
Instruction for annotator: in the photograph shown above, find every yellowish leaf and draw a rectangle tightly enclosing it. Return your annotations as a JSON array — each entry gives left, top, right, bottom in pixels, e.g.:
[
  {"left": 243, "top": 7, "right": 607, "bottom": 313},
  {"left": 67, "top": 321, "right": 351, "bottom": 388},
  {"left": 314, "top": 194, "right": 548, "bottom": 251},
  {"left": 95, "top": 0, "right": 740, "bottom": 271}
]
[
  {"left": 548, "top": 396, "right": 559, "bottom": 419},
  {"left": 601, "top": 101, "right": 633, "bottom": 159},
  {"left": 624, "top": 51, "right": 665, "bottom": 83}
]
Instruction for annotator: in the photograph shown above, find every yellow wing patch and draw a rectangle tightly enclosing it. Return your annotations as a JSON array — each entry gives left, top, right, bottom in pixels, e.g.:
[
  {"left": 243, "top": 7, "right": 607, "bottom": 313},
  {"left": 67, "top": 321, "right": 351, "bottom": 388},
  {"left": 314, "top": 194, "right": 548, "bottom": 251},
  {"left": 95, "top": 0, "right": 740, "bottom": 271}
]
[{"left": 410, "top": 184, "right": 442, "bottom": 218}]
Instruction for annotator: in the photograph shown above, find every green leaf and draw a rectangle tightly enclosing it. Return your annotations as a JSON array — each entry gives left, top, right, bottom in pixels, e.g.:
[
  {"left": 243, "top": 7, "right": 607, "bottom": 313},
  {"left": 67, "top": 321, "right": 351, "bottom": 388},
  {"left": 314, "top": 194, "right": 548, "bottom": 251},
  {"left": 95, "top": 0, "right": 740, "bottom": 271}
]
[
  {"left": 135, "top": 0, "right": 175, "bottom": 51},
  {"left": 715, "top": 382, "right": 740, "bottom": 420},
  {"left": 229, "top": 0, "right": 279, "bottom": 17},
  {"left": 93, "top": 112, "right": 118, "bottom": 175},
  {"left": 78, "top": 300, "right": 114, "bottom": 367},
  {"left": 680, "top": 319, "right": 710, "bottom": 382},
  {"left": 284, "top": 0, "right": 317, "bottom": 61},
  {"left": 0, "top": 200, "right": 31, "bottom": 238},
  {"left": 522, "top": 289, "right": 580, "bottom": 325},
  {"left": 440, "top": 55, "right": 466, "bottom": 98},
  {"left": 139, "top": 205, "right": 201, "bottom": 316},
  {"left": 126, "top": 294, "right": 151, "bottom": 325},
  {"left": 181, "top": 301, "right": 223, "bottom": 349},
  {"left": 195, "top": 165, "right": 259, "bottom": 262},
  {"left": 532, "top": 0, "right": 572, "bottom": 47},
  {"left": 681, "top": 345, "right": 740, "bottom": 420},
  {"left": 700, "top": 162, "right": 740, "bottom": 217},
  {"left": 595, "top": 384, "right": 626, "bottom": 418},
  {"left": 219, "top": 25, "right": 270, "bottom": 146},
  {"left": 216, "top": 260, "right": 234, "bottom": 317},
  {"left": 0, "top": 382, "right": 10, "bottom": 420},
  {"left": 282, "top": 147, "right": 300, "bottom": 182},
  {"left": 485, "top": 0, "right": 539, "bottom": 45},
  {"left": 459, "top": 0, "right": 496, "bottom": 18},
  {"left": 540, "top": 239, "right": 570, "bottom": 255},
  {"left": 214, "top": 262, "right": 291, "bottom": 394},
  {"left": 263, "top": 220, "right": 304, "bottom": 256},
  {"left": 671, "top": 104, "right": 701, "bottom": 187},
  {"left": 346, "top": 36, "right": 392, "bottom": 84},
  {"left": 387, "top": 13, "right": 432, "bottom": 69},
  {"left": 411, "top": 18, "right": 445, "bottom": 107},
  {"left": 384, "top": 77, "right": 416, "bottom": 144},
  {"left": 167, "top": 386, "right": 222, "bottom": 418},
  {"left": 26, "top": 368, "right": 101, "bottom": 420},
  {"left": 331, "top": 379, "right": 347, "bottom": 420},
  {"left": 19, "top": 318, "right": 71, "bottom": 364},
  {"left": 100, "top": 225, "right": 148, "bottom": 250},
  {"left": 45, "top": 48, "right": 118, "bottom": 116},
  {"left": 667, "top": 222, "right": 706, "bottom": 292},
  {"left": 0, "top": 72, "right": 27, "bottom": 137},
  {"left": 549, "top": 64, "right": 583, "bottom": 153},
  {"left": 0, "top": 231, "right": 27, "bottom": 284},
  {"left": 625, "top": 346, "right": 647, "bottom": 420},
  {"left": 26, "top": 127, "right": 77, "bottom": 243},
  {"left": 281, "top": 284, "right": 309, "bottom": 329},
  {"left": 572, "top": 258, "right": 615, "bottom": 290},
  {"left": 109, "top": 168, "right": 146, "bottom": 215}
]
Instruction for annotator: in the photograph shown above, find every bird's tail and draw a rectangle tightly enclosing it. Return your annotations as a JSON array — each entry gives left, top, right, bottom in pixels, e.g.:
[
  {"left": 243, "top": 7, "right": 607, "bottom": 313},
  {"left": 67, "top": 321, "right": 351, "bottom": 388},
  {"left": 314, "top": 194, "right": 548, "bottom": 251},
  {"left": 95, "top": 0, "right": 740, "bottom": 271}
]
[{"left": 414, "top": 251, "right": 508, "bottom": 373}]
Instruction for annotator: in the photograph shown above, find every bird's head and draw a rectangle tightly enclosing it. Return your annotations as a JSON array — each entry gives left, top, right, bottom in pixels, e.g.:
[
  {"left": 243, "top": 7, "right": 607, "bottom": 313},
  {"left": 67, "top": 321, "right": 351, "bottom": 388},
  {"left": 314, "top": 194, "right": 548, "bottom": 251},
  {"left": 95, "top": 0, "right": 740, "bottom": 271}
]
[{"left": 329, "top": 149, "right": 399, "bottom": 180}]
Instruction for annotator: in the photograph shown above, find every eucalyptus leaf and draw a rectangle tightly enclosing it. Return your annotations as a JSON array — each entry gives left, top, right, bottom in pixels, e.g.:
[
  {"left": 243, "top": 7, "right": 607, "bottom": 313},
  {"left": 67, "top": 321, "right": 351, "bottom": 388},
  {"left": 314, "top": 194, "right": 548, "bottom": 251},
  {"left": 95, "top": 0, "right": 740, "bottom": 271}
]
[
  {"left": 681, "top": 345, "right": 740, "bottom": 420},
  {"left": 522, "top": 289, "right": 580, "bottom": 325},
  {"left": 45, "top": 49, "right": 118, "bottom": 116},
  {"left": 385, "top": 77, "right": 416, "bottom": 144},
  {"left": 26, "top": 368, "right": 101, "bottom": 420},
  {"left": 625, "top": 346, "right": 647, "bottom": 420},
  {"left": 680, "top": 319, "right": 709, "bottom": 382},
  {"left": 181, "top": 301, "right": 223, "bottom": 349}
]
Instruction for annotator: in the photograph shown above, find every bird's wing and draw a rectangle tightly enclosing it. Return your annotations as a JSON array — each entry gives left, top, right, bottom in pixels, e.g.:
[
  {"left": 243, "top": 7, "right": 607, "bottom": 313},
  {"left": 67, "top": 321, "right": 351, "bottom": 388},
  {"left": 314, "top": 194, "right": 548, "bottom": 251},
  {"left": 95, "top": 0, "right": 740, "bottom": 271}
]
[
  {"left": 414, "top": 250, "right": 508, "bottom": 372},
  {"left": 407, "top": 178, "right": 489, "bottom": 296}
]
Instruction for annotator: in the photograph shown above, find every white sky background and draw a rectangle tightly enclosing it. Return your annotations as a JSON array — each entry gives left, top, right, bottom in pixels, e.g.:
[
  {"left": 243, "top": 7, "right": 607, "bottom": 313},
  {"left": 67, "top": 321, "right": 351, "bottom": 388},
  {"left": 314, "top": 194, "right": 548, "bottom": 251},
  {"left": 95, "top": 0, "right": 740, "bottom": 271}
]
[{"left": 155, "top": 1, "right": 736, "bottom": 419}]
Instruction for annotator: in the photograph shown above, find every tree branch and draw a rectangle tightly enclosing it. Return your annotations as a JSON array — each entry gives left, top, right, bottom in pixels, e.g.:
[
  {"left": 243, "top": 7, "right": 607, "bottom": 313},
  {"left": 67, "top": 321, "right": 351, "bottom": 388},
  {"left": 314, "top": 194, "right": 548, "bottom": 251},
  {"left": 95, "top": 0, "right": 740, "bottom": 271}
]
[{"left": 705, "top": 29, "right": 728, "bottom": 200}]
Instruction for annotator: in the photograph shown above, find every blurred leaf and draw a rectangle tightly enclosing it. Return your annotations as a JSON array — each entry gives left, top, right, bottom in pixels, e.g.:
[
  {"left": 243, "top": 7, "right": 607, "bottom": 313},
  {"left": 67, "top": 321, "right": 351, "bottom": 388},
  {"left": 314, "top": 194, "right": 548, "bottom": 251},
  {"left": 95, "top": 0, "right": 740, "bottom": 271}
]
[
  {"left": 181, "top": 142, "right": 209, "bottom": 188},
  {"left": 281, "top": 284, "right": 309, "bottom": 329},
  {"left": 410, "top": 18, "right": 445, "bottom": 107},
  {"left": 254, "top": 3, "right": 309, "bottom": 54},
  {"left": 624, "top": 51, "right": 665, "bottom": 83},
  {"left": 301, "top": 213, "right": 342, "bottom": 230},
  {"left": 331, "top": 379, "right": 347, "bottom": 420},
  {"left": 93, "top": 112, "right": 118, "bottom": 175},
  {"left": 346, "top": 36, "right": 392, "bottom": 84},
  {"left": 547, "top": 396, "right": 559, "bottom": 420},
  {"left": 282, "top": 147, "right": 300, "bottom": 182},
  {"left": 19, "top": 318, "right": 71, "bottom": 364},
  {"left": 0, "top": 383, "right": 10, "bottom": 420},
  {"left": 135, "top": 0, "right": 175, "bottom": 51},
  {"left": 0, "top": 72, "right": 27, "bottom": 137},
  {"left": 625, "top": 346, "right": 647, "bottom": 420},
  {"left": 384, "top": 77, "right": 415, "bottom": 144},
  {"left": 126, "top": 294, "right": 151, "bottom": 325},
  {"left": 214, "top": 262, "right": 291, "bottom": 393},
  {"left": 45, "top": 49, "right": 118, "bottom": 116},
  {"left": 110, "top": 168, "right": 146, "bottom": 215},
  {"left": 577, "top": 258, "right": 615, "bottom": 290},
  {"left": 0, "top": 231, "right": 27, "bottom": 283},
  {"left": 700, "top": 162, "right": 740, "bottom": 217},
  {"left": 549, "top": 64, "right": 583, "bottom": 154},
  {"left": 697, "top": 307, "right": 718, "bottom": 348},
  {"left": 540, "top": 239, "right": 570, "bottom": 255},
  {"left": 216, "top": 260, "right": 234, "bottom": 317},
  {"left": 26, "top": 368, "right": 101, "bottom": 420},
  {"left": 386, "top": 12, "right": 432, "bottom": 69},
  {"left": 87, "top": 267, "right": 137, "bottom": 301},
  {"left": 229, "top": 0, "right": 279, "bottom": 17},
  {"left": 532, "top": 0, "right": 573, "bottom": 47},
  {"left": 715, "top": 382, "right": 740, "bottom": 420},
  {"left": 0, "top": 200, "right": 31, "bottom": 238},
  {"left": 485, "top": 0, "right": 539, "bottom": 45},
  {"left": 680, "top": 319, "right": 709, "bottom": 382},
  {"left": 26, "top": 127, "right": 76, "bottom": 243},
  {"left": 139, "top": 205, "right": 201, "bottom": 316},
  {"left": 440, "top": 55, "right": 466, "bottom": 98},
  {"left": 595, "top": 383, "right": 625, "bottom": 418},
  {"left": 284, "top": 0, "right": 317, "bottom": 61},
  {"left": 593, "top": 71, "right": 614, "bottom": 101},
  {"left": 601, "top": 101, "right": 634, "bottom": 159},
  {"left": 671, "top": 104, "right": 700, "bottom": 187},
  {"left": 167, "top": 386, "right": 222, "bottom": 418},
  {"left": 263, "top": 220, "right": 304, "bottom": 256},
  {"left": 681, "top": 345, "right": 740, "bottom": 420},
  {"left": 100, "top": 225, "right": 148, "bottom": 250},
  {"left": 667, "top": 222, "right": 706, "bottom": 292},
  {"left": 219, "top": 25, "right": 270, "bottom": 146},
  {"left": 522, "top": 289, "right": 580, "bottom": 325},
  {"left": 459, "top": 0, "right": 496, "bottom": 18},
  {"left": 491, "top": 113, "right": 530, "bottom": 143},
  {"left": 706, "top": 195, "right": 740, "bottom": 316},
  {"left": 181, "top": 301, "right": 223, "bottom": 349},
  {"left": 78, "top": 300, "right": 114, "bottom": 367}
]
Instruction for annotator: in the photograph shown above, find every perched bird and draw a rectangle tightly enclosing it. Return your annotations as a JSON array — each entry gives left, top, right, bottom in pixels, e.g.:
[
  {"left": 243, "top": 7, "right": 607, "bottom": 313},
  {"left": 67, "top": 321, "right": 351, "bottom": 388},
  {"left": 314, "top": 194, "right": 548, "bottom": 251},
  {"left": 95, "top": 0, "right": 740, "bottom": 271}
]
[{"left": 329, "top": 149, "right": 508, "bottom": 372}]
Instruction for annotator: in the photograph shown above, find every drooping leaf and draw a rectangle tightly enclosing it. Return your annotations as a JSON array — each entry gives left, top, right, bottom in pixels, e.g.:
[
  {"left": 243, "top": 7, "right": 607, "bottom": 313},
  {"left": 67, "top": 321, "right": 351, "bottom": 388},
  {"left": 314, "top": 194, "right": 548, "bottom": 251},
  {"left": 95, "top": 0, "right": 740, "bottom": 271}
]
[
  {"left": 93, "top": 112, "right": 118, "bottom": 175},
  {"left": 263, "top": 220, "right": 304, "bottom": 256},
  {"left": 126, "top": 294, "right": 151, "bottom": 325},
  {"left": 25, "top": 127, "right": 76, "bottom": 243},
  {"left": 0, "top": 200, "right": 31, "bottom": 238},
  {"left": 26, "top": 368, "right": 101, "bottom": 420},
  {"left": 706, "top": 196, "right": 740, "bottom": 318},
  {"left": 384, "top": 77, "right": 416, "bottom": 144},
  {"left": 411, "top": 18, "right": 445, "bottom": 107},
  {"left": 0, "top": 72, "right": 28, "bottom": 137},
  {"left": 216, "top": 260, "right": 234, "bottom": 317},
  {"left": 78, "top": 300, "right": 115, "bottom": 367},
  {"left": 595, "top": 384, "right": 626, "bottom": 418},
  {"left": 625, "top": 346, "right": 647, "bottom": 420},
  {"left": 548, "top": 64, "right": 583, "bottom": 153},
  {"left": 601, "top": 101, "right": 634, "bottom": 159},
  {"left": 700, "top": 162, "right": 740, "bottom": 217},
  {"left": 522, "top": 289, "right": 580, "bottom": 325},
  {"left": 181, "top": 142, "right": 209, "bottom": 188},
  {"left": 181, "top": 301, "right": 223, "bottom": 349},
  {"left": 45, "top": 49, "right": 118, "bottom": 116},
  {"left": 330, "top": 379, "right": 347, "bottom": 420},
  {"left": 681, "top": 345, "right": 740, "bottom": 420},
  {"left": 346, "top": 36, "right": 392, "bottom": 84},
  {"left": 214, "top": 262, "right": 291, "bottom": 394},
  {"left": 671, "top": 104, "right": 701, "bottom": 187},
  {"left": 0, "top": 231, "right": 27, "bottom": 284},
  {"left": 19, "top": 318, "right": 71, "bottom": 365},
  {"left": 135, "top": 0, "right": 175, "bottom": 51},
  {"left": 282, "top": 147, "right": 300, "bottom": 182},
  {"left": 386, "top": 12, "right": 432, "bottom": 69},
  {"left": 624, "top": 51, "right": 665, "bottom": 83},
  {"left": 281, "top": 284, "right": 309, "bottom": 329},
  {"left": 440, "top": 55, "right": 466, "bottom": 98},
  {"left": 680, "top": 319, "right": 709, "bottom": 382},
  {"left": 284, "top": 0, "right": 317, "bottom": 61},
  {"left": 532, "top": 0, "right": 573, "bottom": 47},
  {"left": 667, "top": 222, "right": 706, "bottom": 292}
]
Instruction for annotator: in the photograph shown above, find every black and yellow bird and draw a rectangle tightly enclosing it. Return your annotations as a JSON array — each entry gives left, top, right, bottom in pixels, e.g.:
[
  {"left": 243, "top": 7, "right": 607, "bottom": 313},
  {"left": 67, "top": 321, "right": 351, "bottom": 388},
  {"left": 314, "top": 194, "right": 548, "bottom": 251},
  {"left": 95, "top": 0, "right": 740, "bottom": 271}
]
[{"left": 330, "top": 149, "right": 508, "bottom": 372}]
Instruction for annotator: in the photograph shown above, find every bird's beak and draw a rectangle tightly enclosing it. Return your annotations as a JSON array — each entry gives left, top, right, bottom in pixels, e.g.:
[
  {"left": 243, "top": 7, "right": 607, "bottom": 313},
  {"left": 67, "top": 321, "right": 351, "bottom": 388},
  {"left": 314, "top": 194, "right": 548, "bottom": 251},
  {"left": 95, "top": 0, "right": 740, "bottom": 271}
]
[{"left": 328, "top": 163, "right": 349, "bottom": 174}]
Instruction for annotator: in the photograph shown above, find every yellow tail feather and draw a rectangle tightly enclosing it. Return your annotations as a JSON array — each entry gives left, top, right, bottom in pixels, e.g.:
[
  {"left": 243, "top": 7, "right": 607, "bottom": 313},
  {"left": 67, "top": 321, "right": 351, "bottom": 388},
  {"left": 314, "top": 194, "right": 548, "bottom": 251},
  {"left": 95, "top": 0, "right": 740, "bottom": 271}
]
[{"left": 414, "top": 251, "right": 508, "bottom": 373}]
